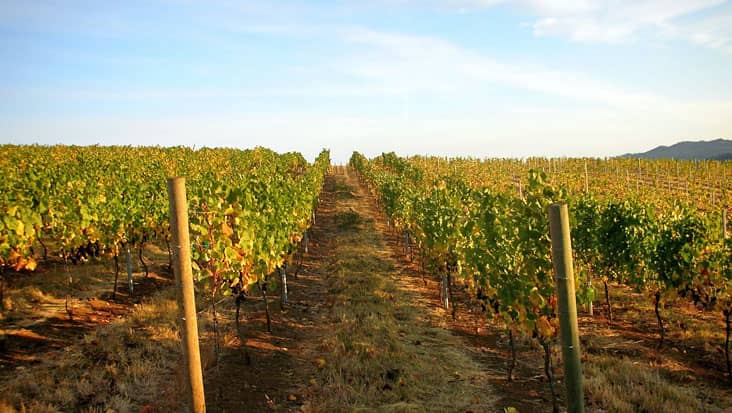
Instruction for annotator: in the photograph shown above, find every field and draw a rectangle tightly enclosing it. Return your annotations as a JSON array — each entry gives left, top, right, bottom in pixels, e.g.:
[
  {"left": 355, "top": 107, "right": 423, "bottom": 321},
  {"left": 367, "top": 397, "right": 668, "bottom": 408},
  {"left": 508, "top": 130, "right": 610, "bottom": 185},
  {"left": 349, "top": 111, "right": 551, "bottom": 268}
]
[{"left": 1, "top": 147, "right": 731, "bottom": 412}]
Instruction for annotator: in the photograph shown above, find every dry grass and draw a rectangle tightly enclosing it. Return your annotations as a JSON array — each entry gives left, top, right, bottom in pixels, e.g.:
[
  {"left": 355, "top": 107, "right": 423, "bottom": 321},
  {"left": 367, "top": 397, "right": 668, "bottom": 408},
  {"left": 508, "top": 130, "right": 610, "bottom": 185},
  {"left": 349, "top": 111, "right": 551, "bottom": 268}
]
[
  {"left": 2, "top": 243, "right": 171, "bottom": 324},
  {"left": 584, "top": 355, "right": 722, "bottom": 413},
  {"left": 578, "top": 284, "right": 732, "bottom": 413},
  {"left": 602, "top": 282, "right": 727, "bottom": 347},
  {"left": 1, "top": 286, "right": 58, "bottom": 319},
  {"left": 301, "top": 176, "right": 497, "bottom": 412},
  {"left": 0, "top": 289, "right": 182, "bottom": 413},
  {"left": 0, "top": 242, "right": 196, "bottom": 412}
]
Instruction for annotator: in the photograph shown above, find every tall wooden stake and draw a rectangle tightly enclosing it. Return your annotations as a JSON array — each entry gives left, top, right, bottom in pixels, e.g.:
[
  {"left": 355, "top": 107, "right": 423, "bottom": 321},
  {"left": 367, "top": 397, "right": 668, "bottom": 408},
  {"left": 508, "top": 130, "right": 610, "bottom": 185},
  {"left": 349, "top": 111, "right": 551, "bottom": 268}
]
[
  {"left": 549, "top": 203, "right": 585, "bottom": 413},
  {"left": 167, "top": 177, "right": 206, "bottom": 413},
  {"left": 280, "top": 265, "right": 288, "bottom": 306}
]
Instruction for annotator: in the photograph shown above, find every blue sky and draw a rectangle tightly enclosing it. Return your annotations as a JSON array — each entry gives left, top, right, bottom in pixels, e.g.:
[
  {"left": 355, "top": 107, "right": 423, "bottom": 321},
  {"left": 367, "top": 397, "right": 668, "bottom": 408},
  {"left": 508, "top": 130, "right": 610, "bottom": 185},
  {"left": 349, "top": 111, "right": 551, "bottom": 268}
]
[{"left": 1, "top": 0, "right": 731, "bottom": 163}]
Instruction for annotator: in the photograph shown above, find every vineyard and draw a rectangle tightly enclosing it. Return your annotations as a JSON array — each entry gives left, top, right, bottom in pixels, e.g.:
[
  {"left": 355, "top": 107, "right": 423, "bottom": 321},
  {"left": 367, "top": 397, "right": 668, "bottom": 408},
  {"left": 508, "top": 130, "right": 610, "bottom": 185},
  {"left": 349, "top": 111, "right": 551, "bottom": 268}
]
[
  {"left": 0, "top": 145, "right": 328, "bottom": 411},
  {"left": 0, "top": 145, "right": 731, "bottom": 412},
  {"left": 350, "top": 151, "right": 732, "bottom": 411}
]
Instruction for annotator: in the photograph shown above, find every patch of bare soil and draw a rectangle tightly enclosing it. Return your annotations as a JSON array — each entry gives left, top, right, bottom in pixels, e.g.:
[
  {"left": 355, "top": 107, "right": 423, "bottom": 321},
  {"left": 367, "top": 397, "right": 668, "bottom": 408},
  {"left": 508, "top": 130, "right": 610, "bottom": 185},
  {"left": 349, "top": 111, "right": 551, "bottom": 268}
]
[{"left": 1, "top": 256, "right": 174, "bottom": 376}]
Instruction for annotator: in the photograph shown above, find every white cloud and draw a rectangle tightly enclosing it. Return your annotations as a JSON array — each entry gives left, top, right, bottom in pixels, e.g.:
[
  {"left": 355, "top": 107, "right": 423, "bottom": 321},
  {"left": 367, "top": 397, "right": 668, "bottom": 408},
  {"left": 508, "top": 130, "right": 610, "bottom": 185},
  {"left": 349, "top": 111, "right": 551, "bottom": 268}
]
[
  {"left": 521, "top": 0, "right": 597, "bottom": 15},
  {"left": 530, "top": 0, "right": 728, "bottom": 44},
  {"left": 337, "top": 28, "right": 732, "bottom": 155},
  {"left": 437, "top": 0, "right": 732, "bottom": 51},
  {"left": 344, "top": 28, "right": 665, "bottom": 108},
  {"left": 666, "top": 12, "right": 732, "bottom": 53}
]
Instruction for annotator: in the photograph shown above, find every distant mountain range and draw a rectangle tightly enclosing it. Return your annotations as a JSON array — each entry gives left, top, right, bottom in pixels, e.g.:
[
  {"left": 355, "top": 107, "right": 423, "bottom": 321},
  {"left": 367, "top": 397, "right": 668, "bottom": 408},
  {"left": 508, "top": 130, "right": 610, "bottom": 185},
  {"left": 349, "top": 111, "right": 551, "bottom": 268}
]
[{"left": 621, "top": 138, "right": 732, "bottom": 160}]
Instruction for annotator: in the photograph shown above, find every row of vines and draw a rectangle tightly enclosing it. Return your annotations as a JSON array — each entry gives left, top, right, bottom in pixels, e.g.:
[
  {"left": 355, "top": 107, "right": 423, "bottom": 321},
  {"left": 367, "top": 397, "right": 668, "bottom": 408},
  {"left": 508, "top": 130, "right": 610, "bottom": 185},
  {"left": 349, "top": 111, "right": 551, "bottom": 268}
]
[
  {"left": 0, "top": 145, "right": 329, "bottom": 312},
  {"left": 350, "top": 151, "right": 732, "bottom": 410}
]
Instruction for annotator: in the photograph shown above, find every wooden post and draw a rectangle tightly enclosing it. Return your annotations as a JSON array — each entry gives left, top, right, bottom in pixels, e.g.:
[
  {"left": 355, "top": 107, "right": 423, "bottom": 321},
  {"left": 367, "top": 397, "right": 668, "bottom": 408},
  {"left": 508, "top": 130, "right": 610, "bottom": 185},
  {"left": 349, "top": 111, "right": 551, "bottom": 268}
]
[
  {"left": 280, "top": 265, "right": 288, "bottom": 306},
  {"left": 586, "top": 268, "right": 593, "bottom": 316},
  {"left": 549, "top": 203, "right": 585, "bottom": 413},
  {"left": 724, "top": 210, "right": 728, "bottom": 240},
  {"left": 584, "top": 160, "right": 589, "bottom": 194},
  {"left": 167, "top": 177, "right": 206, "bottom": 413},
  {"left": 442, "top": 273, "right": 450, "bottom": 310}
]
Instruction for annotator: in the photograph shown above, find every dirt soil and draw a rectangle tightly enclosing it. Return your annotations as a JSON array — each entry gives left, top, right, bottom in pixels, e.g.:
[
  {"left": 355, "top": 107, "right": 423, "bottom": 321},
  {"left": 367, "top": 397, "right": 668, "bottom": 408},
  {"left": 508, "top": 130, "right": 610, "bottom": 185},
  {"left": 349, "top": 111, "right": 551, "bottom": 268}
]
[{"left": 0, "top": 255, "right": 174, "bottom": 375}]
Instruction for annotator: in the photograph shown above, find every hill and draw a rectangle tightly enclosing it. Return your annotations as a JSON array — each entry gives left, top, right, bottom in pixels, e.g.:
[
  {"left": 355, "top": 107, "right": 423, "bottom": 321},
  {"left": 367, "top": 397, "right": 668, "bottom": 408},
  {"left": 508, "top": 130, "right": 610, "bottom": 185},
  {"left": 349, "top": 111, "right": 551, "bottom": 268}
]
[{"left": 621, "top": 138, "right": 732, "bottom": 160}]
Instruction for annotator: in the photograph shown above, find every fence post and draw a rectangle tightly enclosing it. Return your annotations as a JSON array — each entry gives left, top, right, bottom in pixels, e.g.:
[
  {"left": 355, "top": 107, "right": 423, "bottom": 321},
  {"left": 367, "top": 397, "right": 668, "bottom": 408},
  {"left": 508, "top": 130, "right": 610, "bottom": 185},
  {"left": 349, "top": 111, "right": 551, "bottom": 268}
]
[
  {"left": 549, "top": 203, "right": 585, "bottom": 413},
  {"left": 281, "top": 265, "right": 288, "bottom": 306},
  {"left": 167, "top": 177, "right": 206, "bottom": 413},
  {"left": 442, "top": 273, "right": 450, "bottom": 310}
]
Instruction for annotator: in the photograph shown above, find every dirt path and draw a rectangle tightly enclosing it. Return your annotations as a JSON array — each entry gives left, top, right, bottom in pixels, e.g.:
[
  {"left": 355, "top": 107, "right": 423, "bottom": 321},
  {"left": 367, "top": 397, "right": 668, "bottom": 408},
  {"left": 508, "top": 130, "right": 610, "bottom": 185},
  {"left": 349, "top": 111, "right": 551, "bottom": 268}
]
[{"left": 209, "top": 169, "right": 503, "bottom": 412}]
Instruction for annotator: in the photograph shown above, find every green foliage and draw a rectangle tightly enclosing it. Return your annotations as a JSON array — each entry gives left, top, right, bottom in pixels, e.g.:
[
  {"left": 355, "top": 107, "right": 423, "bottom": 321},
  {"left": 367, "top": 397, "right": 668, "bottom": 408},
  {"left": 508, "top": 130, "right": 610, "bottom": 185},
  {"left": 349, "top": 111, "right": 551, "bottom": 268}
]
[
  {"left": 352, "top": 152, "right": 567, "bottom": 340},
  {"left": 351, "top": 150, "right": 732, "bottom": 343},
  {"left": 0, "top": 145, "right": 329, "bottom": 300}
]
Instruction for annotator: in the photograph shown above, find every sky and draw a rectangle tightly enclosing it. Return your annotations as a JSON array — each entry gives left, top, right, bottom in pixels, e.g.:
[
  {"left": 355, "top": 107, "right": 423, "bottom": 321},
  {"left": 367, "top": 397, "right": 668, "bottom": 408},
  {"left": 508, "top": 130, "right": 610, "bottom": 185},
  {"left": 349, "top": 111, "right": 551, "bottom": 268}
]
[{"left": 1, "top": 0, "right": 731, "bottom": 164}]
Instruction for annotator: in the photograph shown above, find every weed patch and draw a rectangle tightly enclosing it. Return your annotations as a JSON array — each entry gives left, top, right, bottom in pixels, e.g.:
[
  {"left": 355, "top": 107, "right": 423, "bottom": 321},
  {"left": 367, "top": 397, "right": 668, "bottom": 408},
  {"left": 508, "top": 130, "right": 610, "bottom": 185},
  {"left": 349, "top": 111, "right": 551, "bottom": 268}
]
[{"left": 335, "top": 209, "right": 363, "bottom": 231}]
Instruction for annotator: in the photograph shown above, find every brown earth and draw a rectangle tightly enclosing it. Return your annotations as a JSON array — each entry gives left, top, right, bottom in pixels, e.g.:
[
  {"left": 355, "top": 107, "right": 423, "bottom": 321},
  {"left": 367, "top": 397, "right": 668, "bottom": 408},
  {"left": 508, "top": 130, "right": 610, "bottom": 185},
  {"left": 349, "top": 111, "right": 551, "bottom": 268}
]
[{"left": 1, "top": 256, "right": 174, "bottom": 375}]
